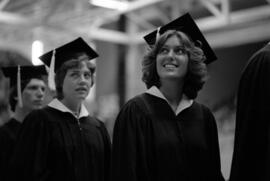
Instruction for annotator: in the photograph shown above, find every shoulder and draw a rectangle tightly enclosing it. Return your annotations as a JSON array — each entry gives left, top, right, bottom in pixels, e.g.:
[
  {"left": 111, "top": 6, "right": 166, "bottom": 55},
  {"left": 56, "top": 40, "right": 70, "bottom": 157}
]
[
  {"left": 119, "top": 93, "right": 152, "bottom": 115},
  {"left": 82, "top": 116, "right": 110, "bottom": 137},
  {"left": 27, "top": 106, "right": 67, "bottom": 120},
  {"left": 246, "top": 44, "right": 270, "bottom": 67},
  {"left": 83, "top": 116, "right": 103, "bottom": 127},
  {"left": 22, "top": 106, "right": 60, "bottom": 128},
  {"left": 191, "top": 101, "right": 216, "bottom": 123},
  {"left": 123, "top": 93, "right": 146, "bottom": 106},
  {"left": 115, "top": 93, "right": 156, "bottom": 128},
  {"left": 0, "top": 119, "right": 18, "bottom": 134},
  {"left": 190, "top": 101, "right": 212, "bottom": 113},
  {"left": 0, "top": 123, "right": 9, "bottom": 138}
]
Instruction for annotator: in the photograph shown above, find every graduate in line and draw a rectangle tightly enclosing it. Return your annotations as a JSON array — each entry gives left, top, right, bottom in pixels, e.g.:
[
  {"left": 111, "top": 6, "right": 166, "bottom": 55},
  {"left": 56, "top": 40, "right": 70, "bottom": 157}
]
[
  {"left": 112, "top": 13, "right": 224, "bottom": 181},
  {"left": 0, "top": 65, "right": 47, "bottom": 181},
  {"left": 7, "top": 37, "right": 111, "bottom": 181},
  {"left": 229, "top": 41, "right": 270, "bottom": 181}
]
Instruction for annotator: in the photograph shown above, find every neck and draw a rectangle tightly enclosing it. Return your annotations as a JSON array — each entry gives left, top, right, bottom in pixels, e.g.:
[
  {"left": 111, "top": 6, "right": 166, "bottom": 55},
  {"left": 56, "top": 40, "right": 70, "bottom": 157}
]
[
  {"left": 13, "top": 106, "right": 31, "bottom": 123},
  {"left": 159, "top": 78, "right": 184, "bottom": 107},
  {"left": 61, "top": 99, "right": 81, "bottom": 115}
]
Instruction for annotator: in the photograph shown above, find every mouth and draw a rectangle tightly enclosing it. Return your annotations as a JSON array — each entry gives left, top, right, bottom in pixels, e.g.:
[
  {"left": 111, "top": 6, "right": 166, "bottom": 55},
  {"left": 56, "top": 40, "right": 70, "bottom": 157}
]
[
  {"left": 163, "top": 63, "right": 178, "bottom": 68},
  {"left": 75, "top": 87, "right": 88, "bottom": 92},
  {"left": 33, "top": 100, "right": 43, "bottom": 105}
]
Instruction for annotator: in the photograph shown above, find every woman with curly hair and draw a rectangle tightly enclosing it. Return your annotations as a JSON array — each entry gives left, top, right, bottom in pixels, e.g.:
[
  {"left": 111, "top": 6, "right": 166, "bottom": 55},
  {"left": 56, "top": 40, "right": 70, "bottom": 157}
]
[{"left": 112, "top": 13, "right": 224, "bottom": 181}]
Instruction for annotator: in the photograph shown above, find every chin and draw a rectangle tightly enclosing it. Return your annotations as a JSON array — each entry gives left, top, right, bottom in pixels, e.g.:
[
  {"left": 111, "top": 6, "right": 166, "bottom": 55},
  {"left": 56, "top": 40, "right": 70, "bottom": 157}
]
[
  {"left": 162, "top": 75, "right": 184, "bottom": 80},
  {"left": 76, "top": 95, "right": 87, "bottom": 100},
  {"left": 32, "top": 105, "right": 42, "bottom": 110}
]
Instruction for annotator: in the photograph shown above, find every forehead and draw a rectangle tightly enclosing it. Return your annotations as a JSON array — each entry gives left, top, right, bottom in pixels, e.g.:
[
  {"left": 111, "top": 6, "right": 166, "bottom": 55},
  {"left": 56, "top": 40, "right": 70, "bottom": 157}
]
[
  {"left": 26, "top": 78, "right": 46, "bottom": 86},
  {"left": 77, "top": 53, "right": 90, "bottom": 61},
  {"left": 67, "top": 61, "right": 91, "bottom": 72},
  {"left": 164, "top": 35, "right": 183, "bottom": 46}
]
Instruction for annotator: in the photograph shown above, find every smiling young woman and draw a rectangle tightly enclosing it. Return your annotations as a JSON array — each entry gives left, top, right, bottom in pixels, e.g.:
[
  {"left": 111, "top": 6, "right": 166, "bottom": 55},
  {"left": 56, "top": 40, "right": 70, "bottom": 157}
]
[{"left": 111, "top": 13, "right": 225, "bottom": 181}]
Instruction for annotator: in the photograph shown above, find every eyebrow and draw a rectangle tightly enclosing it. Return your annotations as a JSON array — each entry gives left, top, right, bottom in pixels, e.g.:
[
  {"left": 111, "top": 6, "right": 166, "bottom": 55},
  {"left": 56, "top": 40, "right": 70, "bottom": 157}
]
[
  {"left": 162, "top": 44, "right": 185, "bottom": 48},
  {"left": 69, "top": 69, "right": 91, "bottom": 73}
]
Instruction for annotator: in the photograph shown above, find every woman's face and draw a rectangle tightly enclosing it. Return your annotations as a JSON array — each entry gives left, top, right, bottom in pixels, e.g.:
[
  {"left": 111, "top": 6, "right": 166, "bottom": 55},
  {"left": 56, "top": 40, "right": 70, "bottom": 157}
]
[
  {"left": 156, "top": 35, "right": 188, "bottom": 82},
  {"left": 62, "top": 61, "right": 92, "bottom": 104}
]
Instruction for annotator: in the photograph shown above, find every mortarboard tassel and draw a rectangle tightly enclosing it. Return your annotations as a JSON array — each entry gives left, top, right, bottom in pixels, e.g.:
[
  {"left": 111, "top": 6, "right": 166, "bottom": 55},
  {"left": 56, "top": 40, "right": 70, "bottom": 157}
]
[
  {"left": 17, "top": 65, "right": 23, "bottom": 108},
  {"left": 48, "top": 49, "right": 56, "bottom": 90},
  {"left": 155, "top": 27, "right": 161, "bottom": 43}
]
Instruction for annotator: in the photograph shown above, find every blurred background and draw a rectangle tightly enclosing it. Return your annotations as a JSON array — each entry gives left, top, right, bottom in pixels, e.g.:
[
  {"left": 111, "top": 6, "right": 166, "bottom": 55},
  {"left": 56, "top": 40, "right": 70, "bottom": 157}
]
[{"left": 0, "top": 0, "right": 269, "bottom": 179}]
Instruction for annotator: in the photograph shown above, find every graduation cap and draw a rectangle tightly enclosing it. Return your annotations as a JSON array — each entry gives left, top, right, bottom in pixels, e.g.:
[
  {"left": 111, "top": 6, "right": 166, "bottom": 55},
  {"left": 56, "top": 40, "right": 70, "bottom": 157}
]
[
  {"left": 143, "top": 13, "right": 217, "bottom": 64},
  {"left": 39, "top": 37, "right": 99, "bottom": 90},
  {"left": 1, "top": 65, "right": 47, "bottom": 108}
]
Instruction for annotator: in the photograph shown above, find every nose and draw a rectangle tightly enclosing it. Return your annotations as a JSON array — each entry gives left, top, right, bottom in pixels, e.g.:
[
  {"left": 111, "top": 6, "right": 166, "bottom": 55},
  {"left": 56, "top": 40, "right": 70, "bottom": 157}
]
[
  {"left": 78, "top": 74, "right": 89, "bottom": 85},
  {"left": 168, "top": 49, "right": 175, "bottom": 58},
  {"left": 36, "top": 87, "right": 45, "bottom": 98}
]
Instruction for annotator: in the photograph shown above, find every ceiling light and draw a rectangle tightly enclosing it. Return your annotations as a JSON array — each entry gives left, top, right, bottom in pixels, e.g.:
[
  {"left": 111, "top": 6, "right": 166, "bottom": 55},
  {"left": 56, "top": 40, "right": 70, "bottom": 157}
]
[{"left": 32, "top": 40, "right": 44, "bottom": 65}]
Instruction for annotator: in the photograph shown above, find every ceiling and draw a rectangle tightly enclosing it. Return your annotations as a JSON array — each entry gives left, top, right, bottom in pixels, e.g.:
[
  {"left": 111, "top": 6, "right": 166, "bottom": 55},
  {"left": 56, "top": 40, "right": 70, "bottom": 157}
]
[{"left": 0, "top": 0, "right": 269, "bottom": 58}]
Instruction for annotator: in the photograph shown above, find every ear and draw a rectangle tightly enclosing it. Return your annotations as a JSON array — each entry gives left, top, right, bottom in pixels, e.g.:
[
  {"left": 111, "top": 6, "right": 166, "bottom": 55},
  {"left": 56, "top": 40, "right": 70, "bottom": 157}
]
[{"left": 91, "top": 75, "right": 95, "bottom": 87}]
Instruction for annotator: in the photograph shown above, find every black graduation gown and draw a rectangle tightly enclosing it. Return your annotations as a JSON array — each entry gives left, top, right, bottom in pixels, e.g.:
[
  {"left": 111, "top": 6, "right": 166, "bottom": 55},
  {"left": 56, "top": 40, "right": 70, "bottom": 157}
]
[
  {"left": 7, "top": 106, "right": 111, "bottom": 181},
  {"left": 112, "top": 93, "right": 224, "bottom": 181},
  {"left": 0, "top": 118, "right": 21, "bottom": 181},
  {"left": 229, "top": 43, "right": 270, "bottom": 181}
]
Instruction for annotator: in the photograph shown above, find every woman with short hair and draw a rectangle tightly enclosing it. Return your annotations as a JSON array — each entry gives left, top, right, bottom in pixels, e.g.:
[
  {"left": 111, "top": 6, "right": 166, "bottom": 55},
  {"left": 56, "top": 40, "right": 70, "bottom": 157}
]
[{"left": 7, "top": 37, "right": 111, "bottom": 181}]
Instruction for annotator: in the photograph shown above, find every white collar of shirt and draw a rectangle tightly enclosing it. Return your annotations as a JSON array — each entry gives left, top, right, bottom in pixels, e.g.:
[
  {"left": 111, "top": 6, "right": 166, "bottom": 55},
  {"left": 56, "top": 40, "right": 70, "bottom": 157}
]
[
  {"left": 146, "top": 86, "right": 193, "bottom": 115},
  {"left": 48, "top": 98, "right": 89, "bottom": 118}
]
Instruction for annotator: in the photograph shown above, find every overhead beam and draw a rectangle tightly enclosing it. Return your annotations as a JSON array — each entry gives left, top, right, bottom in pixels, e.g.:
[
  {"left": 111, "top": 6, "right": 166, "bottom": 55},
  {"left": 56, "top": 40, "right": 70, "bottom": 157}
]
[
  {"left": 196, "top": 5, "right": 270, "bottom": 30},
  {"left": 206, "top": 20, "right": 270, "bottom": 48},
  {"left": 134, "top": 14, "right": 270, "bottom": 47},
  {"left": 0, "top": 11, "right": 30, "bottom": 24},
  {"left": 136, "top": 19, "right": 270, "bottom": 48},
  {"left": 89, "top": 0, "right": 163, "bottom": 28},
  {"left": 199, "top": 0, "right": 223, "bottom": 17},
  {"left": 126, "top": 12, "right": 156, "bottom": 30},
  {"left": 87, "top": 28, "right": 131, "bottom": 44}
]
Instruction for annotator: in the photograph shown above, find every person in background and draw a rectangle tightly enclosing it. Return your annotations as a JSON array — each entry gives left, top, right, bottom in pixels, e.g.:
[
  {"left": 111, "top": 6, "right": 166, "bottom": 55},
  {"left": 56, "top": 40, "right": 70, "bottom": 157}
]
[
  {"left": 7, "top": 37, "right": 111, "bottom": 181},
  {"left": 111, "top": 13, "right": 224, "bottom": 181},
  {"left": 0, "top": 65, "right": 47, "bottom": 181},
  {"left": 229, "top": 42, "right": 270, "bottom": 181}
]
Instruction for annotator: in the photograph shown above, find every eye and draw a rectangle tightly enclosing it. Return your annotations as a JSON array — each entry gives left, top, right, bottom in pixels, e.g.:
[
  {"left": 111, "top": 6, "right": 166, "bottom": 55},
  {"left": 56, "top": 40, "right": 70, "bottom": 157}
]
[
  {"left": 84, "top": 72, "right": 91, "bottom": 79},
  {"left": 159, "top": 47, "right": 169, "bottom": 54},
  {"left": 175, "top": 47, "right": 186, "bottom": 55},
  {"left": 41, "top": 86, "right": 46, "bottom": 92},
  {"left": 70, "top": 72, "right": 80, "bottom": 78},
  {"left": 28, "top": 85, "right": 38, "bottom": 90}
]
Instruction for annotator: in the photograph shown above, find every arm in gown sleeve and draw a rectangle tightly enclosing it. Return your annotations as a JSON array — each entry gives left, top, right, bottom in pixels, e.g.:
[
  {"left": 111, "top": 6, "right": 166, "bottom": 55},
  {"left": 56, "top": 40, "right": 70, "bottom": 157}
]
[
  {"left": 112, "top": 100, "right": 150, "bottom": 181},
  {"left": 7, "top": 110, "right": 50, "bottom": 181}
]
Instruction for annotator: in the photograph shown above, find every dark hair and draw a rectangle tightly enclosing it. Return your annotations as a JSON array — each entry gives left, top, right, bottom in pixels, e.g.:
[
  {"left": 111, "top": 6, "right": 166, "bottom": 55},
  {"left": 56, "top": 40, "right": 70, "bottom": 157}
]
[
  {"left": 142, "top": 30, "right": 208, "bottom": 99},
  {"left": 54, "top": 52, "right": 96, "bottom": 100},
  {"left": 9, "top": 78, "right": 43, "bottom": 112}
]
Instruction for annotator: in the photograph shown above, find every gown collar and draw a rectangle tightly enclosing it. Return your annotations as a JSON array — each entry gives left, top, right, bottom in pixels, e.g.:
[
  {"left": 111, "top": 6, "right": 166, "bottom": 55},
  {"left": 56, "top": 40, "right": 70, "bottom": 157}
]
[
  {"left": 146, "top": 86, "right": 193, "bottom": 115},
  {"left": 48, "top": 98, "right": 89, "bottom": 118}
]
